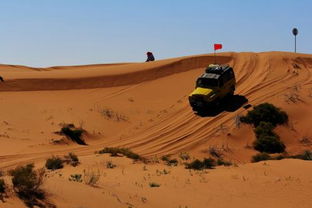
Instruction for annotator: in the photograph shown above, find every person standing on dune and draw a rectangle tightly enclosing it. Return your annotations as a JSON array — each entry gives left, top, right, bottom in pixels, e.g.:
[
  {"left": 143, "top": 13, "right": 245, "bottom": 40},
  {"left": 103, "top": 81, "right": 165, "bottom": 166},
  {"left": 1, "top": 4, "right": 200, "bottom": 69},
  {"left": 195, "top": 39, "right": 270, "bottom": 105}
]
[{"left": 146, "top": 51, "right": 155, "bottom": 62}]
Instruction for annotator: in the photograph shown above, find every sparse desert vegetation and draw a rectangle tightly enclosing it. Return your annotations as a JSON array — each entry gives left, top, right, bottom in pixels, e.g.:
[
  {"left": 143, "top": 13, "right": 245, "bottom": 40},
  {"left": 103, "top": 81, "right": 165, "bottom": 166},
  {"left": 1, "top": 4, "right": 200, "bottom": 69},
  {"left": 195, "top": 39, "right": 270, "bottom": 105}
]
[
  {"left": 98, "top": 147, "right": 142, "bottom": 160},
  {"left": 64, "top": 152, "right": 80, "bottom": 167},
  {"left": 45, "top": 156, "right": 64, "bottom": 170},
  {"left": 0, "top": 179, "right": 6, "bottom": 201},
  {"left": 185, "top": 158, "right": 216, "bottom": 170},
  {"left": 69, "top": 174, "right": 83, "bottom": 183},
  {"left": 240, "top": 103, "right": 288, "bottom": 127},
  {"left": 9, "top": 164, "right": 54, "bottom": 208},
  {"left": 241, "top": 103, "right": 288, "bottom": 153},
  {"left": 58, "top": 123, "right": 87, "bottom": 145},
  {"left": 149, "top": 182, "right": 161, "bottom": 188},
  {"left": 99, "top": 107, "right": 128, "bottom": 122},
  {"left": 251, "top": 153, "right": 272, "bottom": 162},
  {"left": 161, "top": 155, "right": 178, "bottom": 166},
  {"left": 83, "top": 169, "right": 101, "bottom": 187},
  {"left": 251, "top": 150, "right": 312, "bottom": 162}
]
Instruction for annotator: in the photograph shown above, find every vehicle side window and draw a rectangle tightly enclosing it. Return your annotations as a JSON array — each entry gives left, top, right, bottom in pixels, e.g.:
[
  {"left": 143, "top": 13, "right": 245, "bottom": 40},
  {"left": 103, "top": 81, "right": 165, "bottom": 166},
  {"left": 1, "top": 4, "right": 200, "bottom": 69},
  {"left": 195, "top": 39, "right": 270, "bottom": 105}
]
[
  {"left": 223, "top": 72, "right": 230, "bottom": 83},
  {"left": 223, "top": 69, "right": 234, "bottom": 83}
]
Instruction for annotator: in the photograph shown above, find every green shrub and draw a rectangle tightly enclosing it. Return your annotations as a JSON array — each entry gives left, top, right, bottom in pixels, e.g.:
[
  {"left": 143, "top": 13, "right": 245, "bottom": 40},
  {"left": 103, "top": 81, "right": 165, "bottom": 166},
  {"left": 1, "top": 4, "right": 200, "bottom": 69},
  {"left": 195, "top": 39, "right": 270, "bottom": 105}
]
[
  {"left": 185, "top": 158, "right": 215, "bottom": 170},
  {"left": 251, "top": 153, "right": 272, "bottom": 162},
  {"left": 253, "top": 135, "right": 285, "bottom": 153},
  {"left": 45, "top": 156, "right": 64, "bottom": 170},
  {"left": 60, "top": 124, "right": 86, "bottom": 145},
  {"left": 254, "top": 121, "right": 276, "bottom": 138},
  {"left": 98, "top": 147, "right": 142, "bottom": 160},
  {"left": 10, "top": 164, "right": 46, "bottom": 207},
  {"left": 161, "top": 155, "right": 170, "bottom": 162},
  {"left": 240, "top": 103, "right": 288, "bottom": 127},
  {"left": 216, "top": 159, "right": 232, "bottom": 166},
  {"left": 0, "top": 179, "right": 5, "bottom": 194},
  {"left": 292, "top": 150, "right": 312, "bottom": 160}
]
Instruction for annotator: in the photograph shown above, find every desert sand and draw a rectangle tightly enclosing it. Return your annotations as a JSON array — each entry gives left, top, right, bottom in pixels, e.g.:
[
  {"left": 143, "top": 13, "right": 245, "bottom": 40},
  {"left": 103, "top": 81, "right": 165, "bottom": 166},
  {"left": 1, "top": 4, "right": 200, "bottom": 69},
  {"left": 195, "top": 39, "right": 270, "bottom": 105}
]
[{"left": 1, "top": 52, "right": 312, "bottom": 208}]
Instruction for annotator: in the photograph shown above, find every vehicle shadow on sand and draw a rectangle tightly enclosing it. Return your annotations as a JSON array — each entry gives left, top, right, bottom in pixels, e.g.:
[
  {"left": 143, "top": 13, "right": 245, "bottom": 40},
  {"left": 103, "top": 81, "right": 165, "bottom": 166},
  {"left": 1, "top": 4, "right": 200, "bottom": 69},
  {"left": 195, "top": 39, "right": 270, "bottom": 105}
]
[{"left": 195, "top": 95, "right": 248, "bottom": 117}]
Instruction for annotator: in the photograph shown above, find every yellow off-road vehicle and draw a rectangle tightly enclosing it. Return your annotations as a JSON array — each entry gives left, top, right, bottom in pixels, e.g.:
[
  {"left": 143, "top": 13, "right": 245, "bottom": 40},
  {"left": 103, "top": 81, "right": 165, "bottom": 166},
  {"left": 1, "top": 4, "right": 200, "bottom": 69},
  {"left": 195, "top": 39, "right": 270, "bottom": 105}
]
[{"left": 189, "top": 64, "right": 236, "bottom": 112}]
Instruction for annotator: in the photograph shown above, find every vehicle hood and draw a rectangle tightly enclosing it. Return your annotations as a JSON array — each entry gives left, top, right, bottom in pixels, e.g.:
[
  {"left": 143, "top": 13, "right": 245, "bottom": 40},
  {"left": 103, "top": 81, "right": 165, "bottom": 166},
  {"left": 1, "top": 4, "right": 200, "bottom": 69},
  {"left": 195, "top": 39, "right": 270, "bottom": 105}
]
[{"left": 189, "top": 87, "right": 214, "bottom": 96}]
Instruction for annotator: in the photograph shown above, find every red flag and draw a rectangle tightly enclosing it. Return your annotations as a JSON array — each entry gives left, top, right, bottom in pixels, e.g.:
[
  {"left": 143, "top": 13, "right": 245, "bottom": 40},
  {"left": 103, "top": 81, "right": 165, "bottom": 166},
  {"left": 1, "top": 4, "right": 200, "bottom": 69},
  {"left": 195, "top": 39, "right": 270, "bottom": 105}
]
[{"left": 214, "top": 44, "right": 222, "bottom": 50}]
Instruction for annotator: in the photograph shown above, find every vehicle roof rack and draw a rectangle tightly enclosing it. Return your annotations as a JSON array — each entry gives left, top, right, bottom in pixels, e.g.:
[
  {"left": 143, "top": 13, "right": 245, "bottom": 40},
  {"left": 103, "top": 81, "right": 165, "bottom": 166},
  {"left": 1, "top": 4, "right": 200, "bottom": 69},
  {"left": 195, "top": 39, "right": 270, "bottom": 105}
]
[{"left": 205, "top": 64, "right": 231, "bottom": 74}]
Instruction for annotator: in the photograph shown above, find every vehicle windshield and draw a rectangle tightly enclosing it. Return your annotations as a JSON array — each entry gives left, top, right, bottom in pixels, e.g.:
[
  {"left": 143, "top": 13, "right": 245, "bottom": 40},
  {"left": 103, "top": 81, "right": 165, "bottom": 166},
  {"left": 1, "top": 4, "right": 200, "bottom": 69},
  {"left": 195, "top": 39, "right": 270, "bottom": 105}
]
[{"left": 196, "top": 78, "right": 218, "bottom": 88}]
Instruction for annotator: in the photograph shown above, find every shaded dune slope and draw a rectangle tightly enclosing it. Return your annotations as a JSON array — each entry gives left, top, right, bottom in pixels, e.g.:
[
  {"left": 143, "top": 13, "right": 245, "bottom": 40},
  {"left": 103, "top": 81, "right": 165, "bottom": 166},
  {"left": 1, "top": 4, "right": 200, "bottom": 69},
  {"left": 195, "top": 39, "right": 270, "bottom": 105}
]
[{"left": 0, "top": 55, "right": 231, "bottom": 91}]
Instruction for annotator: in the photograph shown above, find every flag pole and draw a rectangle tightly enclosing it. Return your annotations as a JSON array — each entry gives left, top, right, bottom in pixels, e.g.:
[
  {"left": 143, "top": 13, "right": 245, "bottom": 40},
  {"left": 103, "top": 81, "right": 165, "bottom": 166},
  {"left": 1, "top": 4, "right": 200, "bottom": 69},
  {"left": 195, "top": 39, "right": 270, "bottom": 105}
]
[{"left": 214, "top": 49, "right": 216, "bottom": 64}]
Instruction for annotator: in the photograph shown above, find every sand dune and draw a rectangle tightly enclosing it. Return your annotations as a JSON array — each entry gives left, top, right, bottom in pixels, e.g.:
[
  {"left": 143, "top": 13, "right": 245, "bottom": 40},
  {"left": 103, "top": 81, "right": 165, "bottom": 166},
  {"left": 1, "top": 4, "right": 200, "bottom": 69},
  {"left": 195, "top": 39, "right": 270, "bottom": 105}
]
[{"left": 1, "top": 52, "right": 312, "bottom": 207}]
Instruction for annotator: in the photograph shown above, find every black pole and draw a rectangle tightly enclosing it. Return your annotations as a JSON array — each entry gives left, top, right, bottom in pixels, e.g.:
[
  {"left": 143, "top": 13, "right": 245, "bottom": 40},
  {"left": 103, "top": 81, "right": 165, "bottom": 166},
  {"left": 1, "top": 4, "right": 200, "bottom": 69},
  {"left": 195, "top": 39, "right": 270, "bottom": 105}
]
[
  {"left": 214, "top": 50, "right": 216, "bottom": 64},
  {"left": 295, "top": 35, "right": 297, "bottom": 53},
  {"left": 292, "top": 28, "right": 298, "bottom": 53}
]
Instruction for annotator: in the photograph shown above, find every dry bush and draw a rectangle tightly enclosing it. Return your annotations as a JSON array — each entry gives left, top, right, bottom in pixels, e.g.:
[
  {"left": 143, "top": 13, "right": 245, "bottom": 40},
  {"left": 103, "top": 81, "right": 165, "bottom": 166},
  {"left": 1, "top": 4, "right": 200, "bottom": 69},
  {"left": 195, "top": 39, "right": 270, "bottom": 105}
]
[
  {"left": 100, "top": 108, "right": 128, "bottom": 122},
  {"left": 208, "top": 146, "right": 223, "bottom": 158},
  {"left": 64, "top": 153, "right": 80, "bottom": 167},
  {"left": 69, "top": 174, "right": 82, "bottom": 183},
  {"left": 98, "top": 147, "right": 142, "bottom": 160},
  {"left": 83, "top": 169, "right": 101, "bottom": 187}
]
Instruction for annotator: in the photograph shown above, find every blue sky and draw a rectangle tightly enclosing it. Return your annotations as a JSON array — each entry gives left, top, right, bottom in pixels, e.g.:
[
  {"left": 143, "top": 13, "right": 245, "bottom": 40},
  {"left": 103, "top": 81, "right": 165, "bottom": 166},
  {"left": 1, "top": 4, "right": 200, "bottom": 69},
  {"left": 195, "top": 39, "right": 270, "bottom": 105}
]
[{"left": 0, "top": 0, "right": 311, "bottom": 67}]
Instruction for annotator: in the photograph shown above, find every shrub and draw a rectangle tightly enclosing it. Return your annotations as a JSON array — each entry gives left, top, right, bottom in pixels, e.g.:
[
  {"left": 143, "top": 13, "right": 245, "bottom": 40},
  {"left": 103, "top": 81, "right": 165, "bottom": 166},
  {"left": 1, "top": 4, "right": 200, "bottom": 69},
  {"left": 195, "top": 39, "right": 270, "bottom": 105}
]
[
  {"left": 69, "top": 174, "right": 82, "bottom": 182},
  {"left": 251, "top": 153, "right": 272, "bottom": 162},
  {"left": 240, "top": 103, "right": 288, "bottom": 127},
  {"left": 0, "top": 179, "right": 5, "bottom": 194},
  {"left": 254, "top": 122, "right": 276, "bottom": 138},
  {"left": 98, "top": 147, "right": 142, "bottom": 160},
  {"left": 60, "top": 124, "right": 86, "bottom": 145},
  {"left": 45, "top": 156, "right": 64, "bottom": 170},
  {"left": 216, "top": 159, "right": 232, "bottom": 166},
  {"left": 185, "top": 158, "right": 215, "bottom": 170},
  {"left": 161, "top": 155, "right": 170, "bottom": 162},
  {"left": 292, "top": 150, "right": 312, "bottom": 160},
  {"left": 253, "top": 135, "right": 285, "bottom": 153},
  {"left": 208, "top": 146, "right": 223, "bottom": 158},
  {"left": 149, "top": 182, "right": 160, "bottom": 187},
  {"left": 166, "top": 159, "right": 178, "bottom": 166},
  {"left": 64, "top": 153, "right": 79, "bottom": 167},
  {"left": 10, "top": 164, "right": 46, "bottom": 207},
  {"left": 300, "top": 150, "right": 312, "bottom": 160}
]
